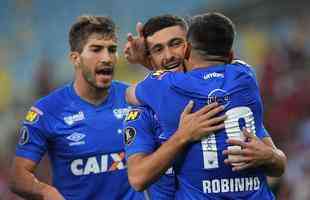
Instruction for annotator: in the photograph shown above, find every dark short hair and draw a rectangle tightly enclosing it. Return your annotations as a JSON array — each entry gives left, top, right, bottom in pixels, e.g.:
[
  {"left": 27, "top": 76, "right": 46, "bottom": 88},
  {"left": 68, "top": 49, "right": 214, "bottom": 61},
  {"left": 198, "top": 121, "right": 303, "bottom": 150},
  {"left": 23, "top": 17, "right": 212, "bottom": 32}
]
[
  {"left": 69, "top": 15, "right": 117, "bottom": 53},
  {"left": 187, "top": 12, "right": 235, "bottom": 57},
  {"left": 142, "top": 14, "right": 188, "bottom": 38}
]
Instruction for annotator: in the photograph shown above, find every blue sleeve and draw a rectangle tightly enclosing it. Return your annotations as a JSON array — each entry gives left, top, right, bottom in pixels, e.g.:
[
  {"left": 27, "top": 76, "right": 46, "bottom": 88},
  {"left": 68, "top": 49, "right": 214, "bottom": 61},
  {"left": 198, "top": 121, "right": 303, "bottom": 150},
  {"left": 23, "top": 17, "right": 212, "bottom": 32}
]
[
  {"left": 242, "top": 68, "right": 269, "bottom": 139},
  {"left": 124, "top": 107, "right": 158, "bottom": 159},
  {"left": 15, "top": 106, "right": 50, "bottom": 163},
  {"left": 135, "top": 71, "right": 169, "bottom": 106},
  {"left": 253, "top": 95, "right": 269, "bottom": 139}
]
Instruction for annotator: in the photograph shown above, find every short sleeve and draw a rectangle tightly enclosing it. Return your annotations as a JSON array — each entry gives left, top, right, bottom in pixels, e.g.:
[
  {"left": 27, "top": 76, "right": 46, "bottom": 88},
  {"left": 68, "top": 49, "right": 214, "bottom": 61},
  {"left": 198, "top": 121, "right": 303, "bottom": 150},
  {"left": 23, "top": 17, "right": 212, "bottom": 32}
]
[
  {"left": 124, "top": 106, "right": 158, "bottom": 159},
  {"left": 15, "top": 106, "right": 50, "bottom": 163}
]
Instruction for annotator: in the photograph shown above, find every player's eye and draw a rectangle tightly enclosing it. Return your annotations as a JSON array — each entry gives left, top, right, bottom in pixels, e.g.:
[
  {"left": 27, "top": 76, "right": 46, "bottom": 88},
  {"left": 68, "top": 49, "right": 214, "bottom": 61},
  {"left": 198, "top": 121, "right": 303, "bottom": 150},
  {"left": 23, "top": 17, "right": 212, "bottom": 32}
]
[
  {"left": 150, "top": 45, "right": 163, "bottom": 55},
  {"left": 91, "top": 48, "right": 101, "bottom": 53},
  {"left": 169, "top": 38, "right": 185, "bottom": 48}
]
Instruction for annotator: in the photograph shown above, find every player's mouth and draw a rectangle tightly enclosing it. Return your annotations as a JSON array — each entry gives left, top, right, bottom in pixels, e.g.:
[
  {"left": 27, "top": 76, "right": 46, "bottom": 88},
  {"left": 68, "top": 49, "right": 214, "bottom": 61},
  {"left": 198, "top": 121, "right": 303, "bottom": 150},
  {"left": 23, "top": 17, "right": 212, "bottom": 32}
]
[
  {"left": 162, "top": 60, "right": 182, "bottom": 70},
  {"left": 95, "top": 67, "right": 114, "bottom": 81},
  {"left": 95, "top": 67, "right": 113, "bottom": 75}
]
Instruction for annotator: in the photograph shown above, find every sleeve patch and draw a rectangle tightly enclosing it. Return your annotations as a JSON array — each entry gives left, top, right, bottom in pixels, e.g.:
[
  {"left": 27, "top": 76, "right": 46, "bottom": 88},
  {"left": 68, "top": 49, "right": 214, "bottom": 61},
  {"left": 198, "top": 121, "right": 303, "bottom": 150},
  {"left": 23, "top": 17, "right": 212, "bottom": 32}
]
[
  {"left": 124, "top": 127, "right": 136, "bottom": 145},
  {"left": 125, "top": 109, "right": 141, "bottom": 122},
  {"left": 24, "top": 106, "right": 43, "bottom": 124},
  {"left": 18, "top": 126, "right": 30, "bottom": 145}
]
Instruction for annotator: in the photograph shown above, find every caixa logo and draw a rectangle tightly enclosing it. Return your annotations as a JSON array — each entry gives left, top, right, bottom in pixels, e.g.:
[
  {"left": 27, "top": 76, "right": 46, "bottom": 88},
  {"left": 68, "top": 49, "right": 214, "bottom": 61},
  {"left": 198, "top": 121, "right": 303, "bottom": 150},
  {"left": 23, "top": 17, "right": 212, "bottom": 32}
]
[
  {"left": 207, "top": 89, "right": 231, "bottom": 108},
  {"left": 70, "top": 152, "right": 126, "bottom": 176}
]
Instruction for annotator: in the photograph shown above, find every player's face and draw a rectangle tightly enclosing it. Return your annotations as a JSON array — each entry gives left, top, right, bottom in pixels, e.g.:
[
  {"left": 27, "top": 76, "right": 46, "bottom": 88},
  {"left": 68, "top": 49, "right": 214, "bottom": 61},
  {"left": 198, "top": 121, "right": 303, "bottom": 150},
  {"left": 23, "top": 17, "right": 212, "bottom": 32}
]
[
  {"left": 77, "top": 34, "right": 117, "bottom": 90},
  {"left": 146, "top": 26, "right": 187, "bottom": 70}
]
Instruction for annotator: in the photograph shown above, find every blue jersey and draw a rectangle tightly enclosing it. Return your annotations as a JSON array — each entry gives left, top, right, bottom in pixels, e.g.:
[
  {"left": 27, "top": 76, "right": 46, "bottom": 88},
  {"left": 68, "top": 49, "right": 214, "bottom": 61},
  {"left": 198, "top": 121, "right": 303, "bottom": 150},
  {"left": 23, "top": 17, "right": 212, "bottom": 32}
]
[
  {"left": 135, "top": 62, "right": 275, "bottom": 199},
  {"left": 16, "top": 81, "right": 144, "bottom": 200},
  {"left": 124, "top": 106, "right": 176, "bottom": 200}
]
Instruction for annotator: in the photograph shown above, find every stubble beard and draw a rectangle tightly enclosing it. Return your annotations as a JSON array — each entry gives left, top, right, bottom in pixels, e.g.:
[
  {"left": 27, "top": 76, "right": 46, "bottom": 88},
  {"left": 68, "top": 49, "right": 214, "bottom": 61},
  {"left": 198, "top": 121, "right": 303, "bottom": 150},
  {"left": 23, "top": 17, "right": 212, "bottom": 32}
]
[{"left": 80, "top": 62, "right": 113, "bottom": 92}]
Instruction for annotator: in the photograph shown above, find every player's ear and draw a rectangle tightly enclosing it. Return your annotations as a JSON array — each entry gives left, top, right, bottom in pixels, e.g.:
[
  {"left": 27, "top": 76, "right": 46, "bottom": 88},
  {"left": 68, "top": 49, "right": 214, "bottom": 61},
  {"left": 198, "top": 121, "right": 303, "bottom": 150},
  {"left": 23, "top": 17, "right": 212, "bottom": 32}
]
[
  {"left": 184, "top": 42, "right": 191, "bottom": 60},
  {"left": 228, "top": 50, "right": 234, "bottom": 64},
  {"left": 69, "top": 51, "right": 81, "bottom": 66},
  {"left": 148, "top": 56, "right": 157, "bottom": 71}
]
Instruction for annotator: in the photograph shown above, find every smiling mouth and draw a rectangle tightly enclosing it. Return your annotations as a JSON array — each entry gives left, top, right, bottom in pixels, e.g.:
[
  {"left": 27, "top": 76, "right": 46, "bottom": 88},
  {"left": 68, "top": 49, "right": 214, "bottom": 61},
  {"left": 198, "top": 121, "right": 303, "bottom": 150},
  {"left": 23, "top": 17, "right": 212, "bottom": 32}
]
[{"left": 162, "top": 61, "right": 181, "bottom": 70}]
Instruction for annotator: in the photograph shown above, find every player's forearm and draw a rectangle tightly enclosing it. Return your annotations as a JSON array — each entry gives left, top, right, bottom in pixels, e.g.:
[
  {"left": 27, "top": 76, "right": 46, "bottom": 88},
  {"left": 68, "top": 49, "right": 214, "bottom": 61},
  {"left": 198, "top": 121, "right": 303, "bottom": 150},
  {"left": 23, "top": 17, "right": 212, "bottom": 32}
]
[
  {"left": 9, "top": 170, "right": 49, "bottom": 200},
  {"left": 128, "top": 129, "right": 190, "bottom": 191},
  {"left": 263, "top": 148, "right": 287, "bottom": 177},
  {"left": 9, "top": 157, "right": 53, "bottom": 200}
]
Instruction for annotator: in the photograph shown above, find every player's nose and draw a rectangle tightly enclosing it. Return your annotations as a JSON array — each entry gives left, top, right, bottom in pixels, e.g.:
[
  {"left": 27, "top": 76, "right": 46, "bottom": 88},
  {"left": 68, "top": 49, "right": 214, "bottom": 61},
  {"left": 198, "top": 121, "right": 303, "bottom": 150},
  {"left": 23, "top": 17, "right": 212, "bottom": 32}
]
[{"left": 100, "top": 49, "right": 112, "bottom": 65}]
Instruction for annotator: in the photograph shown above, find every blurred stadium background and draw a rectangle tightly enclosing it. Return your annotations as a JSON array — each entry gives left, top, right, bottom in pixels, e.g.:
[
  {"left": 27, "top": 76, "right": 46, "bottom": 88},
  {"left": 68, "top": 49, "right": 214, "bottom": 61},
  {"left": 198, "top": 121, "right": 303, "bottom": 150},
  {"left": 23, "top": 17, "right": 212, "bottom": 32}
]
[{"left": 0, "top": 0, "right": 310, "bottom": 199}]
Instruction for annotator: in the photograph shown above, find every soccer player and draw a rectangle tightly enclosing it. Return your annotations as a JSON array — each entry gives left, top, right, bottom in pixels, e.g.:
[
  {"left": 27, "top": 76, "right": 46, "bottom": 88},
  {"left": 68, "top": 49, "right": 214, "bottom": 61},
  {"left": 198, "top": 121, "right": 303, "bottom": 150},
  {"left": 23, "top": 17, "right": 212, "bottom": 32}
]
[
  {"left": 126, "top": 13, "right": 287, "bottom": 199},
  {"left": 9, "top": 15, "right": 143, "bottom": 200},
  {"left": 124, "top": 15, "right": 227, "bottom": 199}
]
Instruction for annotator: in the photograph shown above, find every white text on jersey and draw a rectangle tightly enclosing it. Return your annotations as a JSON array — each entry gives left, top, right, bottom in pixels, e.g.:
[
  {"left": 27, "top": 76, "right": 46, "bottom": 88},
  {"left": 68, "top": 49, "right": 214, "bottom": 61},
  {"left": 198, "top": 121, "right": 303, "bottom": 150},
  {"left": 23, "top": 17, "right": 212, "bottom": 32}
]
[{"left": 70, "top": 152, "right": 126, "bottom": 175}]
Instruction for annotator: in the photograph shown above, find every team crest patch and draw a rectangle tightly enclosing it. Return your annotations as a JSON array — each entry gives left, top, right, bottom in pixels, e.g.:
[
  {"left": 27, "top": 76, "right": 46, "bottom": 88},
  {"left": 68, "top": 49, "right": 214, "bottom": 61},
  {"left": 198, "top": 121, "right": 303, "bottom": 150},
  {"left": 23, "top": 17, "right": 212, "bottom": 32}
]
[
  {"left": 24, "top": 106, "right": 42, "bottom": 124},
  {"left": 18, "top": 126, "right": 29, "bottom": 145},
  {"left": 207, "top": 89, "right": 231, "bottom": 108},
  {"left": 124, "top": 127, "right": 136, "bottom": 145},
  {"left": 125, "top": 109, "right": 141, "bottom": 122},
  {"left": 150, "top": 70, "right": 170, "bottom": 79}
]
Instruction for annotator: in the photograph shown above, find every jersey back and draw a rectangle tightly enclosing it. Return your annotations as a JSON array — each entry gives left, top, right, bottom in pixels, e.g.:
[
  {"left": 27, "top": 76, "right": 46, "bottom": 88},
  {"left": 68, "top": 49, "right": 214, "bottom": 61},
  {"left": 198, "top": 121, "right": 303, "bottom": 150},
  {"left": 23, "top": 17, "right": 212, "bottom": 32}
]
[{"left": 135, "top": 62, "right": 275, "bottom": 199}]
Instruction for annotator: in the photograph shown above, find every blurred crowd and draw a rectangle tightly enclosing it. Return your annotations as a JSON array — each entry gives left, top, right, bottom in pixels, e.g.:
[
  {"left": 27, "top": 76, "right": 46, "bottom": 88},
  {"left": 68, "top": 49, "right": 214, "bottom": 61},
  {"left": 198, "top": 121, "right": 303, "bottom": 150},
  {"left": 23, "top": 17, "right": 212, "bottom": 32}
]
[
  {"left": 259, "top": 17, "right": 310, "bottom": 200},
  {"left": 1, "top": 3, "right": 310, "bottom": 200}
]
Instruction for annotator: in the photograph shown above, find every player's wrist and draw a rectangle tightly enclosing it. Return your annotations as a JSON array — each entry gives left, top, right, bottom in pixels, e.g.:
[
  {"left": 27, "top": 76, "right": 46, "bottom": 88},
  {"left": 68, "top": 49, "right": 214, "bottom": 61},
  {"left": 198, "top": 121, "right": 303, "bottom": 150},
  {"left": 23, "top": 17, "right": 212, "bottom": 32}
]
[
  {"left": 263, "top": 147, "right": 277, "bottom": 167},
  {"left": 173, "top": 129, "right": 192, "bottom": 145},
  {"left": 33, "top": 181, "right": 52, "bottom": 197}
]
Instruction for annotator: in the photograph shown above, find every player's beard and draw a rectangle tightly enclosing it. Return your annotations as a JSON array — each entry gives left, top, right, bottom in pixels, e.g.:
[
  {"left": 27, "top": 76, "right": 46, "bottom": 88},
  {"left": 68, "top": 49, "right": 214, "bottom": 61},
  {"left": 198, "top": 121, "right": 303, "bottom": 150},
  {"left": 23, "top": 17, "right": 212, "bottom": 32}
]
[{"left": 79, "top": 61, "right": 114, "bottom": 91}]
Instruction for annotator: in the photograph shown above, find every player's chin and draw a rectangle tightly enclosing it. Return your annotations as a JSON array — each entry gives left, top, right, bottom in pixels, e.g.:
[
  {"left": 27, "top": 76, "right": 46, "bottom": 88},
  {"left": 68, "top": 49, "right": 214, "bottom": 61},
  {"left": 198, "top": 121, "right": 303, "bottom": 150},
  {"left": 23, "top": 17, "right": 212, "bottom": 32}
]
[
  {"left": 95, "top": 78, "right": 112, "bottom": 89},
  {"left": 96, "top": 80, "right": 112, "bottom": 89}
]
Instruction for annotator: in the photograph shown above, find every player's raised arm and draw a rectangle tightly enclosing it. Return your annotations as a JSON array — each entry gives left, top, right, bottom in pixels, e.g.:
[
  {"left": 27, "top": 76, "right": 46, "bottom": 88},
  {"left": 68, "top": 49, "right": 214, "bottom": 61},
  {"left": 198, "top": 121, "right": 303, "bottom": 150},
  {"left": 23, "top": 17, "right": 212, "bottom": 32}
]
[
  {"left": 10, "top": 157, "right": 65, "bottom": 200},
  {"left": 123, "top": 22, "right": 153, "bottom": 69},
  {"left": 127, "top": 101, "right": 227, "bottom": 191}
]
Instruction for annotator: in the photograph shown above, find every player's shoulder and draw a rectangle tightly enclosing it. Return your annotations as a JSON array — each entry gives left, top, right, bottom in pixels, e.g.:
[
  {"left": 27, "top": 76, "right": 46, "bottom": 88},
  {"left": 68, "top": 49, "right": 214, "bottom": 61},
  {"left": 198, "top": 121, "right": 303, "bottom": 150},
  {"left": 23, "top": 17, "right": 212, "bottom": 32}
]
[
  {"left": 229, "top": 59, "right": 257, "bottom": 81},
  {"left": 33, "top": 84, "right": 71, "bottom": 115},
  {"left": 231, "top": 59, "right": 255, "bottom": 73},
  {"left": 22, "top": 85, "right": 69, "bottom": 127},
  {"left": 146, "top": 70, "right": 172, "bottom": 81},
  {"left": 112, "top": 80, "right": 130, "bottom": 90},
  {"left": 111, "top": 80, "right": 130, "bottom": 106},
  {"left": 125, "top": 106, "right": 154, "bottom": 123}
]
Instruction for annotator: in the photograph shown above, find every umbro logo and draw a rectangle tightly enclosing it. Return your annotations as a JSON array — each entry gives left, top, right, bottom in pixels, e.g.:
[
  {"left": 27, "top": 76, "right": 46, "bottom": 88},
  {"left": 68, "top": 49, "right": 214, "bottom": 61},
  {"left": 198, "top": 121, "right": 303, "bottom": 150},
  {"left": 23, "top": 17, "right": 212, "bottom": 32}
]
[{"left": 66, "top": 132, "right": 86, "bottom": 146}]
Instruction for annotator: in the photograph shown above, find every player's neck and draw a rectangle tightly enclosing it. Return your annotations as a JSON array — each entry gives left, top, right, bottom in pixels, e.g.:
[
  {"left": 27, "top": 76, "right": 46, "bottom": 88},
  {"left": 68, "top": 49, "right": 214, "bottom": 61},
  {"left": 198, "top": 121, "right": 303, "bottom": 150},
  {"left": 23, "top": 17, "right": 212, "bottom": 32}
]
[
  {"left": 187, "top": 54, "right": 225, "bottom": 71},
  {"left": 73, "top": 78, "right": 109, "bottom": 106},
  {"left": 189, "top": 56, "right": 225, "bottom": 71}
]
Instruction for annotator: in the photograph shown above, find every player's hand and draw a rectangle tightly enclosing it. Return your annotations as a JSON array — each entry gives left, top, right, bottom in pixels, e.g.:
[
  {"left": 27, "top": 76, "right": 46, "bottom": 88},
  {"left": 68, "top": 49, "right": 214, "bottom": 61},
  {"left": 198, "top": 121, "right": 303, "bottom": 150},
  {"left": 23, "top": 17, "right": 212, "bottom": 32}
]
[
  {"left": 41, "top": 185, "right": 65, "bottom": 200},
  {"left": 223, "top": 128, "right": 274, "bottom": 171},
  {"left": 123, "top": 22, "right": 152, "bottom": 70},
  {"left": 177, "top": 101, "right": 226, "bottom": 142}
]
